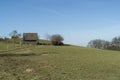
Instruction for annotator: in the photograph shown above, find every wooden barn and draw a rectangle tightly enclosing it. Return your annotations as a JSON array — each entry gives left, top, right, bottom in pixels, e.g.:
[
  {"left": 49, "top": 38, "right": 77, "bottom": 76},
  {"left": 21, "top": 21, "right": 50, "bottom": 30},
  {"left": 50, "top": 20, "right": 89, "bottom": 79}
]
[{"left": 23, "top": 33, "right": 38, "bottom": 45}]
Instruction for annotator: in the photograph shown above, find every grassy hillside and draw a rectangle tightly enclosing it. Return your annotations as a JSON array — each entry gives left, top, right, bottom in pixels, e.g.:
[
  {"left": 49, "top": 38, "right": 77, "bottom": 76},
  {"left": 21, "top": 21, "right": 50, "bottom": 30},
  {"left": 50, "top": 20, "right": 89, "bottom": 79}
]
[
  {"left": 39, "top": 39, "right": 52, "bottom": 45},
  {"left": 0, "top": 42, "right": 17, "bottom": 51},
  {"left": 0, "top": 39, "right": 51, "bottom": 51},
  {"left": 0, "top": 45, "right": 120, "bottom": 80},
  {"left": 0, "top": 38, "right": 23, "bottom": 51}
]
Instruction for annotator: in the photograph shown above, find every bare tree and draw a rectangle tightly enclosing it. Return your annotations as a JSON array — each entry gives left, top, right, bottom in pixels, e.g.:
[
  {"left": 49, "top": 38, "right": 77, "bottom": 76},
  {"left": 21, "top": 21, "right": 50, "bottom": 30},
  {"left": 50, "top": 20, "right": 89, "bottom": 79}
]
[
  {"left": 9, "top": 30, "right": 22, "bottom": 48},
  {"left": 9, "top": 30, "right": 21, "bottom": 39},
  {"left": 50, "top": 34, "right": 64, "bottom": 45},
  {"left": 88, "top": 36, "right": 120, "bottom": 51},
  {"left": 44, "top": 33, "right": 51, "bottom": 40},
  {"left": 87, "top": 39, "right": 110, "bottom": 49},
  {"left": 112, "top": 36, "right": 120, "bottom": 47}
]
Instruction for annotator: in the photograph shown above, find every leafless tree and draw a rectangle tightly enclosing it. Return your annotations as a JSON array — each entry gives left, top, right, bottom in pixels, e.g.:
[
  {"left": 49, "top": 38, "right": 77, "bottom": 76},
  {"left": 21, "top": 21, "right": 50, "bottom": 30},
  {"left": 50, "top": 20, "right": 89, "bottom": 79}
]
[
  {"left": 9, "top": 30, "right": 22, "bottom": 48},
  {"left": 87, "top": 39, "right": 110, "bottom": 49},
  {"left": 50, "top": 34, "right": 64, "bottom": 45}
]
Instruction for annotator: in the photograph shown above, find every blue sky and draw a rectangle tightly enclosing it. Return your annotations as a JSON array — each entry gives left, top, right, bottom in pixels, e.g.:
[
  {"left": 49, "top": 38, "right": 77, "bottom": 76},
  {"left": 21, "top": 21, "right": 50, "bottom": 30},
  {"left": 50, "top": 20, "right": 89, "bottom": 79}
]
[{"left": 1, "top": 0, "right": 120, "bottom": 46}]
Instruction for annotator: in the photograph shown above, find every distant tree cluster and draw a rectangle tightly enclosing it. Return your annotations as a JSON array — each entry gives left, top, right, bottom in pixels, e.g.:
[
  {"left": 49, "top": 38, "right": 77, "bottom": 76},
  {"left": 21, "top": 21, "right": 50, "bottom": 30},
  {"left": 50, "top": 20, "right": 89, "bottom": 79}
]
[
  {"left": 87, "top": 39, "right": 110, "bottom": 49},
  {"left": 87, "top": 36, "right": 120, "bottom": 51}
]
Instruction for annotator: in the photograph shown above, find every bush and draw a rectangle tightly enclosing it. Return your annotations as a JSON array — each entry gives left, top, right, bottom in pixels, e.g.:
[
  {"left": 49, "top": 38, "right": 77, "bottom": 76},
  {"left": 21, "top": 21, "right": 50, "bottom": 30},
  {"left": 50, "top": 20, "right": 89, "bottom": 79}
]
[{"left": 52, "top": 41, "right": 64, "bottom": 46}]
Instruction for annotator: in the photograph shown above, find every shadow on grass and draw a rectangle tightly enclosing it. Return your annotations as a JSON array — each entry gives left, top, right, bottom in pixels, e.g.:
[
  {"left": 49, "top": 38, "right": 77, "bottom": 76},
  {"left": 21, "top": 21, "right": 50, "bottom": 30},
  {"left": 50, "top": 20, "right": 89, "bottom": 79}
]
[
  {"left": 0, "top": 51, "right": 60, "bottom": 57},
  {"left": 0, "top": 53, "right": 36, "bottom": 57}
]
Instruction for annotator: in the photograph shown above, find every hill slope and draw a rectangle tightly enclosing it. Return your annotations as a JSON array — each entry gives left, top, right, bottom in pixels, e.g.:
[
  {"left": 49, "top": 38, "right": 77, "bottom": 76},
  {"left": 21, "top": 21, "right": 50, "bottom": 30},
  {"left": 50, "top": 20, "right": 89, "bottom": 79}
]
[{"left": 0, "top": 46, "right": 120, "bottom": 80}]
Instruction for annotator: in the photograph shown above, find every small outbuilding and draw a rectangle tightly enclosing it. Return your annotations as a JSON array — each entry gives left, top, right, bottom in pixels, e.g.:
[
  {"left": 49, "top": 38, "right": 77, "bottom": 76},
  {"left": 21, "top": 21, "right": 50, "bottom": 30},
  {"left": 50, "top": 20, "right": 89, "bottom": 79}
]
[{"left": 23, "top": 33, "right": 38, "bottom": 45}]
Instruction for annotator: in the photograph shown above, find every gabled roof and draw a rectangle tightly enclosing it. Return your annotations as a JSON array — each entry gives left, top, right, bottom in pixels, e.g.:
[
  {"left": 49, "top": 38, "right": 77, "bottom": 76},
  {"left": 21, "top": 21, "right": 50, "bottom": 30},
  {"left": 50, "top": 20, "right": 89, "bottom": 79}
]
[{"left": 23, "top": 33, "right": 38, "bottom": 40}]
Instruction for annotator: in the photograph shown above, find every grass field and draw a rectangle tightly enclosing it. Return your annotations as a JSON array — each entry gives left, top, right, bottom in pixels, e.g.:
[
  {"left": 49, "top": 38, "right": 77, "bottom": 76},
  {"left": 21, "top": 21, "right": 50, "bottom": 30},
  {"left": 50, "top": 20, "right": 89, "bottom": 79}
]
[
  {"left": 0, "top": 39, "right": 22, "bottom": 51},
  {"left": 0, "top": 43, "right": 120, "bottom": 80},
  {"left": 0, "top": 42, "right": 16, "bottom": 51}
]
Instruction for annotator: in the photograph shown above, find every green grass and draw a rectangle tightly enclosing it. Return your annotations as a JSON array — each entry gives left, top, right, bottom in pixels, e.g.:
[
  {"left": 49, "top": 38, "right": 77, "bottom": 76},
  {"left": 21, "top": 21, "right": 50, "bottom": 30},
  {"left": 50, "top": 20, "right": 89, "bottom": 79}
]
[
  {"left": 39, "top": 39, "right": 52, "bottom": 45},
  {"left": 0, "top": 45, "right": 120, "bottom": 80},
  {"left": 0, "top": 42, "right": 15, "bottom": 51},
  {"left": 0, "top": 41, "right": 22, "bottom": 51}
]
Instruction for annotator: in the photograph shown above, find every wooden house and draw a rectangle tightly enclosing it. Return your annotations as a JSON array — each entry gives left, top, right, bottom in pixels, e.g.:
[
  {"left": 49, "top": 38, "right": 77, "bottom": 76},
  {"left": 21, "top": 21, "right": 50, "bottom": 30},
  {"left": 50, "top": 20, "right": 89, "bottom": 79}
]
[{"left": 23, "top": 33, "right": 38, "bottom": 45}]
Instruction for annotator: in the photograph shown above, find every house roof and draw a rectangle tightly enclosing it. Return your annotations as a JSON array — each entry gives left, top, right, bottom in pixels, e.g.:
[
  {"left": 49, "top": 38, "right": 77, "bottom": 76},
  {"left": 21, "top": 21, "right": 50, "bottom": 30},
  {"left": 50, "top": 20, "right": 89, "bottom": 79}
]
[{"left": 23, "top": 33, "right": 38, "bottom": 40}]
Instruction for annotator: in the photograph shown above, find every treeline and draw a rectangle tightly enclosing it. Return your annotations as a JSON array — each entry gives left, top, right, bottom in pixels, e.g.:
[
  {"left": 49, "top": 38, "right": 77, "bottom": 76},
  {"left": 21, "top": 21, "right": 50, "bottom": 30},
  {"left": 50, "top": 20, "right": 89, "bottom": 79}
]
[{"left": 87, "top": 36, "right": 120, "bottom": 51}]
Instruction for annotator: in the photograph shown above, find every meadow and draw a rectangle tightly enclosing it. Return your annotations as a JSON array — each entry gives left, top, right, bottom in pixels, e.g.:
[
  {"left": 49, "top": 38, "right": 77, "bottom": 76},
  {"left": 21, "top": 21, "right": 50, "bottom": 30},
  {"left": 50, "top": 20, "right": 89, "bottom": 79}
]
[{"left": 0, "top": 42, "right": 120, "bottom": 80}]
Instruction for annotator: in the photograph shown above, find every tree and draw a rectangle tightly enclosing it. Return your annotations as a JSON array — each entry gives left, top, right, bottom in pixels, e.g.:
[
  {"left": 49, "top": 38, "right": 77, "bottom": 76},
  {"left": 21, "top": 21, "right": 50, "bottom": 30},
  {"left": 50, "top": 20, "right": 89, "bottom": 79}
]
[
  {"left": 87, "top": 36, "right": 120, "bottom": 51},
  {"left": 50, "top": 34, "right": 64, "bottom": 45},
  {"left": 106, "top": 36, "right": 120, "bottom": 51},
  {"left": 9, "top": 30, "right": 21, "bottom": 39},
  {"left": 112, "top": 36, "right": 120, "bottom": 47},
  {"left": 87, "top": 39, "right": 110, "bottom": 49},
  {"left": 44, "top": 33, "right": 51, "bottom": 40},
  {"left": 9, "top": 30, "right": 22, "bottom": 48}
]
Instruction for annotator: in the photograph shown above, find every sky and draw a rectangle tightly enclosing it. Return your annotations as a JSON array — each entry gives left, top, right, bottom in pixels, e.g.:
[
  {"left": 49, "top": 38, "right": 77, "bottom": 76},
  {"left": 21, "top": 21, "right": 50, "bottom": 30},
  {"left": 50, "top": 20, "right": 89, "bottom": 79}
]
[{"left": 1, "top": 0, "right": 120, "bottom": 46}]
